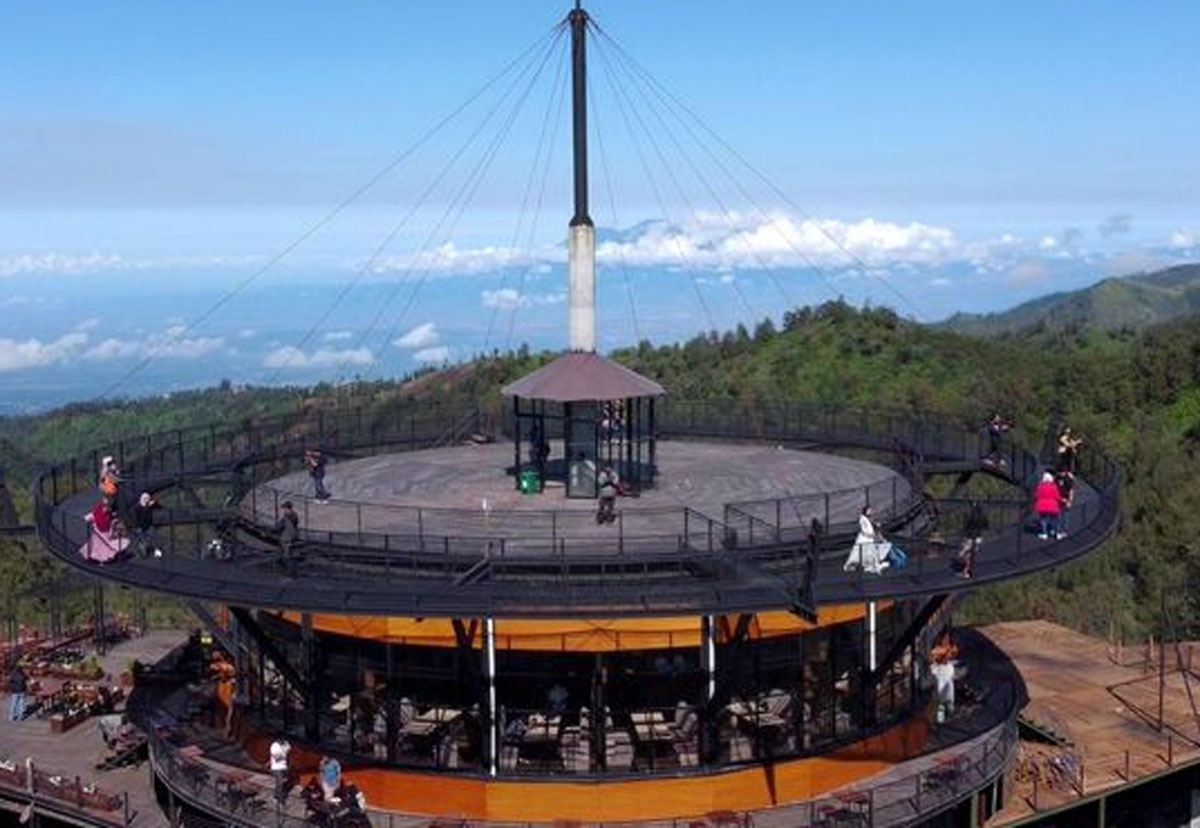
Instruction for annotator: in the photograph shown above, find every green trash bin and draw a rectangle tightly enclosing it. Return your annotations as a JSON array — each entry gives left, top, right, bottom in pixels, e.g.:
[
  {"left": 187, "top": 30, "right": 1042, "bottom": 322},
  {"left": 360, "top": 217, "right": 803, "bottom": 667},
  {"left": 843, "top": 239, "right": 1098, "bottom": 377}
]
[{"left": 518, "top": 468, "right": 542, "bottom": 495}]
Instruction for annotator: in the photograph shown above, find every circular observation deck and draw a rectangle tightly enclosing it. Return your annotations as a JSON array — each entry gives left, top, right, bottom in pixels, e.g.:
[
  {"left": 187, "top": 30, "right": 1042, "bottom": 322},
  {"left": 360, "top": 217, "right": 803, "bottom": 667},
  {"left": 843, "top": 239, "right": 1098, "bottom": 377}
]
[{"left": 34, "top": 400, "right": 1122, "bottom": 618}]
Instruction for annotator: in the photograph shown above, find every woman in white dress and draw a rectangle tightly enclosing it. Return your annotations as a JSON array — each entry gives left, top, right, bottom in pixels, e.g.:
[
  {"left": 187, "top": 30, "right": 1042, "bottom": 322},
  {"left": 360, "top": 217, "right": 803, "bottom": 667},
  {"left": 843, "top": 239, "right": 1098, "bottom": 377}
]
[{"left": 844, "top": 505, "right": 891, "bottom": 574}]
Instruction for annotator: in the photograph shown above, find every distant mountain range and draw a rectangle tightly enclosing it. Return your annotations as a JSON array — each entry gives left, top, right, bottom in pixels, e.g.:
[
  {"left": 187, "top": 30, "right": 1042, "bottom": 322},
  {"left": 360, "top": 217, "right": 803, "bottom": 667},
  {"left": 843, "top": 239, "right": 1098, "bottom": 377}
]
[{"left": 939, "top": 263, "right": 1200, "bottom": 336}]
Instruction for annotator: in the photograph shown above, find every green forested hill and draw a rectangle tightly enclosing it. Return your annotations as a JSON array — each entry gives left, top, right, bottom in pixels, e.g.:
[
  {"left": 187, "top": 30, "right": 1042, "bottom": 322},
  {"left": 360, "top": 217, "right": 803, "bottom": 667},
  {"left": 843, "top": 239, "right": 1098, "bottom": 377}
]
[
  {"left": 940, "top": 263, "right": 1200, "bottom": 337},
  {"left": 2, "top": 302, "right": 1199, "bottom": 640}
]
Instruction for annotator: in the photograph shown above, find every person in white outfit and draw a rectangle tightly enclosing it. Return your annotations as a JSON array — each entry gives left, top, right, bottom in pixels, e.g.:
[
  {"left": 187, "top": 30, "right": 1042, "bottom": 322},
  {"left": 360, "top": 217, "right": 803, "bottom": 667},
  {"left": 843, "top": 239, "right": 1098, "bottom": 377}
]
[
  {"left": 844, "top": 505, "right": 891, "bottom": 574},
  {"left": 270, "top": 735, "right": 291, "bottom": 805}
]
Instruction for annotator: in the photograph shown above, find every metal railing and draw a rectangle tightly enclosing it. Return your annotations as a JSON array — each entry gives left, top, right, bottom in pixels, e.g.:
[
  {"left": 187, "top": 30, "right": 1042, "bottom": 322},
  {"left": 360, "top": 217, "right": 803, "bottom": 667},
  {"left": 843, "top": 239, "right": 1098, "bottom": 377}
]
[
  {"left": 32, "top": 398, "right": 1123, "bottom": 616},
  {"left": 0, "top": 755, "right": 133, "bottom": 826}
]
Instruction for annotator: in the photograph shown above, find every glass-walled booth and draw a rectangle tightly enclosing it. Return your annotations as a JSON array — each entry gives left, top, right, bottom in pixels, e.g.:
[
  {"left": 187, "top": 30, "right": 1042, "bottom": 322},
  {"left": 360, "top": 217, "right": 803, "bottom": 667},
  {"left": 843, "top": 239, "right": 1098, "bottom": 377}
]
[{"left": 502, "top": 353, "right": 664, "bottom": 497}]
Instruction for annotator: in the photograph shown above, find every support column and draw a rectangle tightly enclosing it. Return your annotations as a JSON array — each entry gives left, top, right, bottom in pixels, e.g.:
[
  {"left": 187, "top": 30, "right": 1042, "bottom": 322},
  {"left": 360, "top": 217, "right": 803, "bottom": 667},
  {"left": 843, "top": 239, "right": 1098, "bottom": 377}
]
[
  {"left": 301, "top": 613, "right": 320, "bottom": 742},
  {"left": 700, "top": 615, "right": 717, "bottom": 766},
  {"left": 868, "top": 601, "right": 877, "bottom": 672},
  {"left": 567, "top": 2, "right": 595, "bottom": 353},
  {"left": 702, "top": 615, "right": 716, "bottom": 701},
  {"left": 485, "top": 617, "right": 498, "bottom": 776},
  {"left": 568, "top": 224, "right": 596, "bottom": 352}
]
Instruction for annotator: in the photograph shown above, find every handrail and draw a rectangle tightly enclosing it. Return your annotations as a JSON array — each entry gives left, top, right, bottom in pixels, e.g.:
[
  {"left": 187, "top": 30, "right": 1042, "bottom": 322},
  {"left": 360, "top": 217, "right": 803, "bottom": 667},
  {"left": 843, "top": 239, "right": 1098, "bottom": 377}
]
[
  {"left": 32, "top": 398, "right": 1123, "bottom": 617},
  {"left": 0, "top": 754, "right": 132, "bottom": 827}
]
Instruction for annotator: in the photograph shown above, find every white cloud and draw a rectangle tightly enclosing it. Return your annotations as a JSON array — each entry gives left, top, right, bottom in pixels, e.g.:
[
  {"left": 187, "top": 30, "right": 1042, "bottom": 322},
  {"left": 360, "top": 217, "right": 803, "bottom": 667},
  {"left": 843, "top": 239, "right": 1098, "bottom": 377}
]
[
  {"left": 82, "top": 328, "right": 226, "bottom": 362},
  {"left": 0, "top": 252, "right": 261, "bottom": 278},
  {"left": 262, "top": 346, "right": 374, "bottom": 369},
  {"left": 0, "top": 253, "right": 124, "bottom": 277},
  {"left": 83, "top": 339, "right": 143, "bottom": 361},
  {"left": 1169, "top": 229, "right": 1196, "bottom": 249},
  {"left": 412, "top": 346, "right": 451, "bottom": 364},
  {"left": 371, "top": 242, "right": 532, "bottom": 277},
  {"left": 323, "top": 330, "right": 354, "bottom": 342},
  {"left": 393, "top": 322, "right": 439, "bottom": 349},
  {"left": 481, "top": 288, "right": 523, "bottom": 310},
  {"left": 75, "top": 317, "right": 101, "bottom": 331},
  {"left": 480, "top": 289, "right": 566, "bottom": 309},
  {"left": 0, "top": 332, "right": 88, "bottom": 372},
  {"left": 593, "top": 214, "right": 957, "bottom": 271}
]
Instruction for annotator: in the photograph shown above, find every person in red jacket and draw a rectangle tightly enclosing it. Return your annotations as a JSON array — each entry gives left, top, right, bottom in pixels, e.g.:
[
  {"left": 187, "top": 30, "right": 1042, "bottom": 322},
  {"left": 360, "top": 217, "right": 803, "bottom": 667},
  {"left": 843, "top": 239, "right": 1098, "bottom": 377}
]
[{"left": 1033, "top": 471, "right": 1064, "bottom": 540}]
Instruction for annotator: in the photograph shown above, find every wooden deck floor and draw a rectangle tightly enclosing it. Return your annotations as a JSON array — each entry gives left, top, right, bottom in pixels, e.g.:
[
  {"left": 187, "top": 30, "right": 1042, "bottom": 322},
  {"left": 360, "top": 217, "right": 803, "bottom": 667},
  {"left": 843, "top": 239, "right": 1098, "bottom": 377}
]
[
  {"left": 262, "top": 439, "right": 904, "bottom": 526},
  {"left": 984, "top": 620, "right": 1200, "bottom": 826},
  {"left": 0, "top": 630, "right": 184, "bottom": 827}
]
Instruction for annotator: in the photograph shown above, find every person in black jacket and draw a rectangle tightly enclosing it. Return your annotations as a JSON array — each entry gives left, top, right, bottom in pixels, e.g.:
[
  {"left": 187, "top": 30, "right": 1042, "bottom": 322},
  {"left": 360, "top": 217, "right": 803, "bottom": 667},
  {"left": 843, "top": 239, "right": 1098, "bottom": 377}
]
[
  {"left": 958, "top": 500, "right": 989, "bottom": 579},
  {"left": 8, "top": 663, "right": 27, "bottom": 721},
  {"left": 132, "top": 492, "right": 161, "bottom": 558},
  {"left": 275, "top": 501, "right": 300, "bottom": 573}
]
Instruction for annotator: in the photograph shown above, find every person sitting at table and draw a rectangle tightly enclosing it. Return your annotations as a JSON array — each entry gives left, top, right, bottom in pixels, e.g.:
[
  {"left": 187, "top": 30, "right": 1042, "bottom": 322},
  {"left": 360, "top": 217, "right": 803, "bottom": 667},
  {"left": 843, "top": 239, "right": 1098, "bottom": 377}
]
[
  {"left": 318, "top": 755, "right": 342, "bottom": 803},
  {"left": 547, "top": 683, "right": 569, "bottom": 715}
]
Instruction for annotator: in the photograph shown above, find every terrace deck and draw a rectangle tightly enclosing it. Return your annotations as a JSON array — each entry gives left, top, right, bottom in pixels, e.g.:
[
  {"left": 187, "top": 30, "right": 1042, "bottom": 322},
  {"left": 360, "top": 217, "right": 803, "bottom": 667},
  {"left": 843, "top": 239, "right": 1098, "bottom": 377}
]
[
  {"left": 256, "top": 440, "right": 904, "bottom": 537},
  {"left": 984, "top": 620, "right": 1200, "bottom": 826},
  {"left": 0, "top": 630, "right": 183, "bottom": 828}
]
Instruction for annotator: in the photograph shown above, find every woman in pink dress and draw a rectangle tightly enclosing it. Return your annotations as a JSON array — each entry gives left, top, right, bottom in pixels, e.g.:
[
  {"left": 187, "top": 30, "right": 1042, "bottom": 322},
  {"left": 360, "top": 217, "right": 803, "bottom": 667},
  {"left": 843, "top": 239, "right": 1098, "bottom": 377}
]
[{"left": 80, "top": 500, "right": 128, "bottom": 563}]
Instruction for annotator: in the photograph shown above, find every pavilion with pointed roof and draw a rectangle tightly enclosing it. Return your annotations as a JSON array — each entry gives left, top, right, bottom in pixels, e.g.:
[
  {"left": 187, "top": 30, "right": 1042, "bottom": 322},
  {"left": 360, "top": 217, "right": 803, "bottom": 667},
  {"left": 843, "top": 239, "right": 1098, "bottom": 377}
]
[{"left": 502, "top": 351, "right": 664, "bottom": 496}]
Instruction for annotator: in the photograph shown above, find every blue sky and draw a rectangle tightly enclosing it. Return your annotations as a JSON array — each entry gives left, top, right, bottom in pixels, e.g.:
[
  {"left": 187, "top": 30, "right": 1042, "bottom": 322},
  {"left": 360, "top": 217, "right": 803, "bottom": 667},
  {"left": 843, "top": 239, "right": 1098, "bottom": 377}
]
[{"left": 1, "top": 1, "right": 1199, "bottom": 408}]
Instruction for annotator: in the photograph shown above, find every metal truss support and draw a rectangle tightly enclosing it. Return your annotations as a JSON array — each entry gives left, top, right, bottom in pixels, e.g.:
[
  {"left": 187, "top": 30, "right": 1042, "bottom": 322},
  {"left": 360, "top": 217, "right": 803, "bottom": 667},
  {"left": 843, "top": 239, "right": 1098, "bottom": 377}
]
[
  {"left": 302, "top": 612, "right": 320, "bottom": 742},
  {"left": 227, "top": 606, "right": 308, "bottom": 696}
]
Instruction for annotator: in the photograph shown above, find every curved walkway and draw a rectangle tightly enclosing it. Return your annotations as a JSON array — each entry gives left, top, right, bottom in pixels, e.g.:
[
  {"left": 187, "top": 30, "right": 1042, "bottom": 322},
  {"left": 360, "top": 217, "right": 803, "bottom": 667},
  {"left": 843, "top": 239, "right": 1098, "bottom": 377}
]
[{"left": 34, "top": 401, "right": 1121, "bottom": 617}]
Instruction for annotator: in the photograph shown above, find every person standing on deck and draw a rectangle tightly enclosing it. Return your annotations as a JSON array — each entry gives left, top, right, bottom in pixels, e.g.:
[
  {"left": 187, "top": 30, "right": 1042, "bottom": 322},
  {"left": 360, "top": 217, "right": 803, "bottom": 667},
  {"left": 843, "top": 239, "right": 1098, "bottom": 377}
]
[
  {"left": 132, "top": 492, "right": 161, "bottom": 558},
  {"left": 8, "top": 662, "right": 27, "bottom": 721},
  {"left": 274, "top": 501, "right": 300, "bottom": 572},
  {"left": 305, "top": 449, "right": 331, "bottom": 502},
  {"left": 270, "top": 735, "right": 291, "bottom": 806},
  {"left": 958, "top": 500, "right": 988, "bottom": 579},
  {"left": 596, "top": 466, "right": 618, "bottom": 524},
  {"left": 1033, "top": 472, "right": 1064, "bottom": 540}
]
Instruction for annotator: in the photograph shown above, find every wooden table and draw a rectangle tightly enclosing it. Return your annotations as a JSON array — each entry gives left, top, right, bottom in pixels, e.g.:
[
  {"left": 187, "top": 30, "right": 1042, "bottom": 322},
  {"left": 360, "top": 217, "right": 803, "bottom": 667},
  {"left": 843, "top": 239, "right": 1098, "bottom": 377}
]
[
  {"left": 402, "top": 707, "right": 463, "bottom": 737},
  {"left": 629, "top": 710, "right": 666, "bottom": 725},
  {"left": 633, "top": 720, "right": 676, "bottom": 742},
  {"left": 725, "top": 702, "right": 786, "bottom": 729},
  {"left": 524, "top": 714, "right": 560, "bottom": 743}
]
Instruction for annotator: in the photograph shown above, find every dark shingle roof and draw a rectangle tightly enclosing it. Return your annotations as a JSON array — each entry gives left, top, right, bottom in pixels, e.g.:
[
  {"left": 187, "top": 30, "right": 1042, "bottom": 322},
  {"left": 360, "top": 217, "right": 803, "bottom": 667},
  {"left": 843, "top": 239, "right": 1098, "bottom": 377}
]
[{"left": 501, "top": 352, "right": 665, "bottom": 402}]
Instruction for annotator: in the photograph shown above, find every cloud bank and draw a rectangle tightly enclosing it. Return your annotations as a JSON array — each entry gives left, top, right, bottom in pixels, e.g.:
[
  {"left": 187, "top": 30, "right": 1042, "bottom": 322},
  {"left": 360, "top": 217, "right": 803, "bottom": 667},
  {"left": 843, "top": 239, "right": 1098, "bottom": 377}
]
[{"left": 262, "top": 346, "right": 374, "bottom": 370}]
